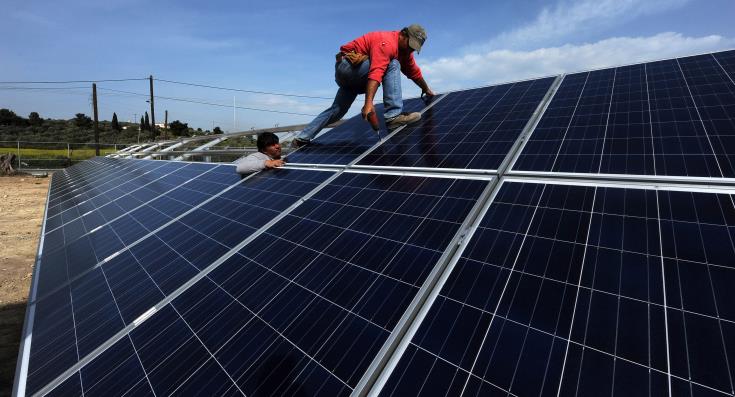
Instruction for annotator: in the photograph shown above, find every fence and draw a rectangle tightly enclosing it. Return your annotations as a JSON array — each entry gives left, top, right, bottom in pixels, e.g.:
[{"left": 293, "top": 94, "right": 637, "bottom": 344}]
[{"left": 0, "top": 141, "right": 127, "bottom": 170}]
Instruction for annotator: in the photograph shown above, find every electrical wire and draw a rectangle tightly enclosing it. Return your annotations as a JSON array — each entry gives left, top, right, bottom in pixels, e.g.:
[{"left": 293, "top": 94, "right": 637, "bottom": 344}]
[
  {"left": 0, "top": 86, "right": 90, "bottom": 90},
  {"left": 1, "top": 76, "right": 332, "bottom": 101},
  {"left": 0, "top": 78, "right": 148, "bottom": 84},
  {"left": 156, "top": 78, "right": 332, "bottom": 100},
  {"left": 97, "top": 87, "right": 318, "bottom": 116},
  {"left": 159, "top": 95, "right": 317, "bottom": 116}
]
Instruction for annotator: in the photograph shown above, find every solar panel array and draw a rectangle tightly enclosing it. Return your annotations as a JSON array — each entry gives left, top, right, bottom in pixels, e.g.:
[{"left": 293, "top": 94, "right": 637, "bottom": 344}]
[
  {"left": 14, "top": 49, "right": 735, "bottom": 397},
  {"left": 512, "top": 51, "right": 735, "bottom": 178},
  {"left": 358, "top": 77, "right": 556, "bottom": 170}
]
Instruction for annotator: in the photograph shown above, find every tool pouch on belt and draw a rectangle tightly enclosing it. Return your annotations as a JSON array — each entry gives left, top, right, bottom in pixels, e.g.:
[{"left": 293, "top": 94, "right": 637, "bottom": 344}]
[{"left": 336, "top": 51, "right": 368, "bottom": 67}]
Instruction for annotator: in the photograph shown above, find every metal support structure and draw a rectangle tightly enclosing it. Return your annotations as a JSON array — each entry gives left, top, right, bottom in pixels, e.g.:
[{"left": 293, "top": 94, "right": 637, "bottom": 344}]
[{"left": 172, "top": 137, "right": 229, "bottom": 161}]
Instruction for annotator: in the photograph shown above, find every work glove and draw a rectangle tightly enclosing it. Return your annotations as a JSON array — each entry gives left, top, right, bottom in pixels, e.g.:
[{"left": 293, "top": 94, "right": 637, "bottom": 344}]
[{"left": 344, "top": 51, "right": 368, "bottom": 66}]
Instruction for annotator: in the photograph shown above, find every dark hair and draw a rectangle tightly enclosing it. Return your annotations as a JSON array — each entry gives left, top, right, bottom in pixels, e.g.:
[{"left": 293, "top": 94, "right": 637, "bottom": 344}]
[{"left": 257, "top": 132, "right": 279, "bottom": 152}]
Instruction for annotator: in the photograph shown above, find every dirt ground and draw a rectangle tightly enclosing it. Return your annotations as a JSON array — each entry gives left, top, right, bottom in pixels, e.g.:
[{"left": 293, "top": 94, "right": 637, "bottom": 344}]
[{"left": 0, "top": 174, "right": 49, "bottom": 397}]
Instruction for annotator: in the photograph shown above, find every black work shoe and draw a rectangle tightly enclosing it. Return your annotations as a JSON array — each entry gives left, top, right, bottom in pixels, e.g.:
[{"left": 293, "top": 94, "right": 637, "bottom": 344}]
[
  {"left": 291, "top": 138, "right": 310, "bottom": 148},
  {"left": 386, "top": 112, "right": 421, "bottom": 130}
]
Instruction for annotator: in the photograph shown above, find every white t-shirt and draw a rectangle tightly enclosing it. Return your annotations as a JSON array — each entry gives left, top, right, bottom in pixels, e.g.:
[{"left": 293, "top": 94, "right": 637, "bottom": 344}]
[{"left": 235, "top": 151, "right": 272, "bottom": 174}]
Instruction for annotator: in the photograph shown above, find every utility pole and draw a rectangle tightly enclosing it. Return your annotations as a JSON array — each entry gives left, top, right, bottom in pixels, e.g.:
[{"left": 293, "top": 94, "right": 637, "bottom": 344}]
[
  {"left": 233, "top": 96, "right": 236, "bottom": 133},
  {"left": 164, "top": 110, "right": 168, "bottom": 140},
  {"left": 149, "top": 75, "right": 156, "bottom": 141},
  {"left": 92, "top": 83, "right": 100, "bottom": 156}
]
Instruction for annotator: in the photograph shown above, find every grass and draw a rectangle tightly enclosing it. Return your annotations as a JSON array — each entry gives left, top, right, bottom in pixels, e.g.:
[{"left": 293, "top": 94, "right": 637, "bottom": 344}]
[{"left": 0, "top": 146, "right": 118, "bottom": 160}]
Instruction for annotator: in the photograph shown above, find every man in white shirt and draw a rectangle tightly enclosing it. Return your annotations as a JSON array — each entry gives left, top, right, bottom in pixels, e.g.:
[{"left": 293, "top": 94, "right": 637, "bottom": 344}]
[{"left": 235, "top": 132, "right": 285, "bottom": 175}]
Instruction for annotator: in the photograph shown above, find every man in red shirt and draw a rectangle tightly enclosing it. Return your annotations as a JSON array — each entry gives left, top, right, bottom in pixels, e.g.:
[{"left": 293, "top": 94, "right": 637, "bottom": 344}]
[{"left": 293, "top": 24, "right": 435, "bottom": 146}]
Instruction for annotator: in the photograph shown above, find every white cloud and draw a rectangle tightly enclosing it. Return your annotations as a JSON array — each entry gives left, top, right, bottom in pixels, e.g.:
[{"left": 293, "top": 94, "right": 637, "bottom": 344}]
[
  {"left": 471, "top": 0, "right": 691, "bottom": 51},
  {"left": 421, "top": 32, "right": 735, "bottom": 92}
]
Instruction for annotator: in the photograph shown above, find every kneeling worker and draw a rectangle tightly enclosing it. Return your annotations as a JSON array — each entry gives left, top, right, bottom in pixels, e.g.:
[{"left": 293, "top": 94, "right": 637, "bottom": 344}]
[
  {"left": 235, "top": 132, "right": 285, "bottom": 175},
  {"left": 292, "top": 24, "right": 435, "bottom": 147}
]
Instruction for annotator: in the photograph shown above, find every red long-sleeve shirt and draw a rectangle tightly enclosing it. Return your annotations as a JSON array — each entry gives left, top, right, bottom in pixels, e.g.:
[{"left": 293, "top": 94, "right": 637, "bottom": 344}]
[{"left": 340, "top": 30, "right": 423, "bottom": 83}]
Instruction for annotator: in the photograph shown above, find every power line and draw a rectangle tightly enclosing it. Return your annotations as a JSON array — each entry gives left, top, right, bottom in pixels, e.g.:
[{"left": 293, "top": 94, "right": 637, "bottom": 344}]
[
  {"left": 160, "top": 95, "right": 317, "bottom": 116},
  {"left": 97, "top": 87, "right": 317, "bottom": 117},
  {"left": 97, "top": 87, "right": 318, "bottom": 116},
  {"left": 0, "top": 76, "right": 332, "bottom": 100},
  {"left": 0, "top": 86, "right": 89, "bottom": 90},
  {"left": 0, "top": 78, "right": 148, "bottom": 84},
  {"left": 156, "top": 78, "right": 332, "bottom": 100}
]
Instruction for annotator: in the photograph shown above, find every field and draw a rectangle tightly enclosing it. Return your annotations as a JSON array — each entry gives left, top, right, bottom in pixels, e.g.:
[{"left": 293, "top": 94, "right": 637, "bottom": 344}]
[
  {"left": 0, "top": 175, "right": 49, "bottom": 396},
  {"left": 0, "top": 146, "right": 118, "bottom": 160}
]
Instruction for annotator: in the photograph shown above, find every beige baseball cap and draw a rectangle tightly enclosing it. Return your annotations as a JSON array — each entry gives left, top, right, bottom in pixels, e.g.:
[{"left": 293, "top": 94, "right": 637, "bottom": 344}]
[{"left": 404, "top": 24, "right": 427, "bottom": 53}]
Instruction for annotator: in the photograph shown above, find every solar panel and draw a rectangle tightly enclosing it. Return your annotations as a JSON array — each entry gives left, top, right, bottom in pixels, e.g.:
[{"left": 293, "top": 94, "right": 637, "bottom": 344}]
[
  {"left": 43, "top": 161, "right": 191, "bottom": 251},
  {"left": 714, "top": 50, "right": 735, "bottom": 80},
  {"left": 357, "top": 77, "right": 556, "bottom": 171},
  {"left": 16, "top": 49, "right": 735, "bottom": 397},
  {"left": 677, "top": 52, "right": 735, "bottom": 176},
  {"left": 512, "top": 50, "right": 735, "bottom": 178},
  {"left": 285, "top": 98, "right": 427, "bottom": 166},
  {"left": 44, "top": 161, "right": 172, "bottom": 228},
  {"left": 46, "top": 158, "right": 165, "bottom": 212},
  {"left": 379, "top": 181, "right": 735, "bottom": 396},
  {"left": 35, "top": 161, "right": 235, "bottom": 298},
  {"left": 35, "top": 172, "right": 489, "bottom": 396},
  {"left": 20, "top": 161, "right": 334, "bottom": 396}
]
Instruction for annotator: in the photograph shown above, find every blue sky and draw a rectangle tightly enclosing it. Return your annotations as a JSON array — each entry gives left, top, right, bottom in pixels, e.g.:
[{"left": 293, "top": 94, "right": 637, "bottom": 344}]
[{"left": 1, "top": 0, "right": 734, "bottom": 134}]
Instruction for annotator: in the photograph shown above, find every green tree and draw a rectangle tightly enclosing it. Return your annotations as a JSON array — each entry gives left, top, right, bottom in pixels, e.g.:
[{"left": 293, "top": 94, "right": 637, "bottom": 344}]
[
  {"left": 111, "top": 113, "right": 121, "bottom": 132},
  {"left": 140, "top": 116, "right": 145, "bottom": 132},
  {"left": 74, "top": 113, "right": 92, "bottom": 129},
  {"left": 0, "top": 108, "right": 25, "bottom": 126},
  {"left": 168, "top": 120, "right": 189, "bottom": 137},
  {"left": 144, "top": 112, "right": 150, "bottom": 131},
  {"left": 28, "top": 112, "right": 43, "bottom": 126},
  {"left": 213, "top": 126, "right": 223, "bottom": 134}
]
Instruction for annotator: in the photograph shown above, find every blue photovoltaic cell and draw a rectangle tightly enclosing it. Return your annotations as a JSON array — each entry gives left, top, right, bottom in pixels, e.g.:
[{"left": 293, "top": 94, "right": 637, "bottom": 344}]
[
  {"left": 44, "top": 160, "right": 180, "bottom": 231},
  {"left": 45, "top": 159, "right": 177, "bottom": 234},
  {"left": 46, "top": 158, "right": 163, "bottom": 213},
  {"left": 42, "top": 161, "right": 191, "bottom": 252},
  {"left": 35, "top": 162, "right": 228, "bottom": 298},
  {"left": 358, "top": 77, "right": 555, "bottom": 170},
  {"left": 714, "top": 50, "right": 735, "bottom": 81},
  {"left": 43, "top": 373, "right": 82, "bottom": 397},
  {"left": 514, "top": 50, "right": 735, "bottom": 177},
  {"left": 381, "top": 182, "right": 735, "bottom": 396},
  {"left": 286, "top": 97, "right": 427, "bottom": 165},
  {"left": 24, "top": 166, "right": 331, "bottom": 396},
  {"left": 44, "top": 173, "right": 488, "bottom": 396},
  {"left": 55, "top": 306, "right": 241, "bottom": 397},
  {"left": 677, "top": 52, "right": 735, "bottom": 176},
  {"left": 46, "top": 158, "right": 124, "bottom": 205}
]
